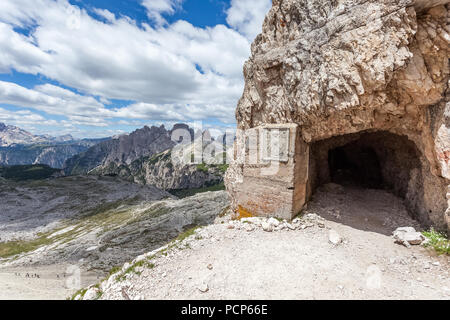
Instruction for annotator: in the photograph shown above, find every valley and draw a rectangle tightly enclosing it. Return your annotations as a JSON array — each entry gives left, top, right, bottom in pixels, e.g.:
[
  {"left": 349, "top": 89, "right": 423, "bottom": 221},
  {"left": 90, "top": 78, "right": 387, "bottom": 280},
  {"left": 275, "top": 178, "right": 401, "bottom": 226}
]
[{"left": 0, "top": 173, "right": 229, "bottom": 299}]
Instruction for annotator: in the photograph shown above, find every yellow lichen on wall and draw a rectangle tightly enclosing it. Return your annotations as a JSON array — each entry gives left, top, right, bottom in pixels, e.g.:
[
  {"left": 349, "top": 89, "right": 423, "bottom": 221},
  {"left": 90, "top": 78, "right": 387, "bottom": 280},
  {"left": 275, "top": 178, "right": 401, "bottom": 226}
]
[{"left": 236, "top": 205, "right": 254, "bottom": 220}]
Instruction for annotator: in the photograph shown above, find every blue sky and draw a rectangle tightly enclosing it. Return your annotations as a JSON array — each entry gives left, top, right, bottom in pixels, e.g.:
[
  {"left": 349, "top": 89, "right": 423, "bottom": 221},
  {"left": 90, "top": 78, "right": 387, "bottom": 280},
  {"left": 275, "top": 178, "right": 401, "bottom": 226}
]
[{"left": 0, "top": 0, "right": 271, "bottom": 138}]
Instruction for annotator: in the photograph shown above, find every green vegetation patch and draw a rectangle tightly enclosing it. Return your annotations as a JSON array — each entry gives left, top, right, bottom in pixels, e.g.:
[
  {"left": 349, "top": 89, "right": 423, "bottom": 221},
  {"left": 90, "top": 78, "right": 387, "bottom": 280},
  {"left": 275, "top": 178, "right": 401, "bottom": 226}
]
[
  {"left": 115, "top": 257, "right": 156, "bottom": 282},
  {"left": 170, "top": 182, "right": 225, "bottom": 198},
  {"left": 69, "top": 287, "right": 88, "bottom": 300},
  {"left": 210, "top": 163, "right": 229, "bottom": 174},
  {"left": 196, "top": 163, "right": 209, "bottom": 173},
  {"left": 0, "top": 224, "right": 85, "bottom": 258},
  {"left": 0, "top": 236, "right": 53, "bottom": 259},
  {"left": 422, "top": 229, "right": 450, "bottom": 255},
  {"left": 147, "top": 150, "right": 172, "bottom": 166},
  {"left": 0, "top": 164, "right": 60, "bottom": 181},
  {"left": 174, "top": 226, "right": 201, "bottom": 243}
]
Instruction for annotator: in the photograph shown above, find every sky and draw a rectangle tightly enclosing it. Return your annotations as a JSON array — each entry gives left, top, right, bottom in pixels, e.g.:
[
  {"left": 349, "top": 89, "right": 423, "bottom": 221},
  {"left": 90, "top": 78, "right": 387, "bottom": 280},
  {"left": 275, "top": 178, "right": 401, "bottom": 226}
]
[{"left": 0, "top": 0, "right": 272, "bottom": 138}]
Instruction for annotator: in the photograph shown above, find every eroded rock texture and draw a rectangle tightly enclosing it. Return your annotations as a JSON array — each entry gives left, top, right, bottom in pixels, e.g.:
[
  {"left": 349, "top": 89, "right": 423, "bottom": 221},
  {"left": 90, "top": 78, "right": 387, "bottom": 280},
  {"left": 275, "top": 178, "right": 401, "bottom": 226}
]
[{"left": 226, "top": 0, "right": 450, "bottom": 232}]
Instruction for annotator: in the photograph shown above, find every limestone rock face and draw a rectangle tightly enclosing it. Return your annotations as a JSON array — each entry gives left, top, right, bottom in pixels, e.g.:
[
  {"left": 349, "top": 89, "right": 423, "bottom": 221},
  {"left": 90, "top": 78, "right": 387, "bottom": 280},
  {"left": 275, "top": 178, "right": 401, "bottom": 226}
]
[
  {"left": 63, "top": 125, "right": 181, "bottom": 175},
  {"left": 236, "top": 0, "right": 448, "bottom": 135},
  {"left": 226, "top": 0, "right": 450, "bottom": 232}
]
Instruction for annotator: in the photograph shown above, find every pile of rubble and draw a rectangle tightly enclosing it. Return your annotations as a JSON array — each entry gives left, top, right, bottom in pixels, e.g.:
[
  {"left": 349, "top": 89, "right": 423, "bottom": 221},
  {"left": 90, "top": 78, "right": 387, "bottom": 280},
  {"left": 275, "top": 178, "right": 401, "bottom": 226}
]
[{"left": 226, "top": 213, "right": 327, "bottom": 233}]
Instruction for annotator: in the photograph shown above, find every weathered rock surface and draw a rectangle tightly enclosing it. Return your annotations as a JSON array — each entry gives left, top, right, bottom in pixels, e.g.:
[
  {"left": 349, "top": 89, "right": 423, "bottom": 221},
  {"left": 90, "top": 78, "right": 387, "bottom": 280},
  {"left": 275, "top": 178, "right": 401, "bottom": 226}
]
[
  {"left": 226, "top": 0, "right": 450, "bottom": 232},
  {"left": 98, "top": 147, "right": 226, "bottom": 191},
  {"left": 0, "top": 174, "right": 230, "bottom": 271},
  {"left": 63, "top": 124, "right": 186, "bottom": 175},
  {"left": 0, "top": 175, "right": 172, "bottom": 243},
  {"left": 393, "top": 227, "right": 426, "bottom": 247},
  {"left": 63, "top": 124, "right": 227, "bottom": 191}
]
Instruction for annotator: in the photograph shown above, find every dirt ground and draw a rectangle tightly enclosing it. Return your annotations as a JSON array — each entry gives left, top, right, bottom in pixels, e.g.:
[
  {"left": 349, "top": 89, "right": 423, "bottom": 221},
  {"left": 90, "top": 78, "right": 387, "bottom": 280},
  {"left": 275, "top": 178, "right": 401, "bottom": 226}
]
[
  {"left": 0, "top": 264, "right": 100, "bottom": 300},
  {"left": 2, "top": 185, "right": 449, "bottom": 300},
  {"left": 98, "top": 185, "right": 450, "bottom": 300}
]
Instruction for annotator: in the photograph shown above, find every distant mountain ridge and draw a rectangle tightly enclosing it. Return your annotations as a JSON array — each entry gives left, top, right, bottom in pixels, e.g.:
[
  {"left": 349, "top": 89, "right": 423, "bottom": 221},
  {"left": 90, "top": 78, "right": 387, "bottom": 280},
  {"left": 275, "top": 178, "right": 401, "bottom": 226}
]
[
  {"left": 63, "top": 123, "right": 194, "bottom": 175},
  {"left": 63, "top": 123, "right": 231, "bottom": 191},
  {"left": 0, "top": 122, "right": 109, "bottom": 168},
  {"left": 0, "top": 122, "right": 77, "bottom": 147}
]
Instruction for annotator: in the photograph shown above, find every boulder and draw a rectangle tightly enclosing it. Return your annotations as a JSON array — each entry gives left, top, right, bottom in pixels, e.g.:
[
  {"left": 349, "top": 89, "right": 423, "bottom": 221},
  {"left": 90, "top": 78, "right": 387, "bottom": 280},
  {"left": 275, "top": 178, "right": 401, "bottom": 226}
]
[{"left": 393, "top": 227, "right": 425, "bottom": 247}]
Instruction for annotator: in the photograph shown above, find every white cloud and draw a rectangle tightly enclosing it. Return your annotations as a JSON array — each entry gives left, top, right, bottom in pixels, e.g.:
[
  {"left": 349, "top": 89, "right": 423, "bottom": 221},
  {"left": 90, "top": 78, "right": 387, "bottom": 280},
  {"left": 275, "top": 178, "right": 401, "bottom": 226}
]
[
  {"left": 0, "top": 107, "right": 45, "bottom": 123},
  {"left": 0, "top": 0, "right": 271, "bottom": 136},
  {"left": 0, "top": 23, "right": 51, "bottom": 74},
  {"left": 226, "top": 0, "right": 272, "bottom": 41},
  {"left": 141, "top": 0, "right": 183, "bottom": 26},
  {"left": 0, "top": 81, "right": 110, "bottom": 125},
  {"left": 0, "top": 80, "right": 236, "bottom": 125},
  {"left": 93, "top": 8, "right": 116, "bottom": 23}
]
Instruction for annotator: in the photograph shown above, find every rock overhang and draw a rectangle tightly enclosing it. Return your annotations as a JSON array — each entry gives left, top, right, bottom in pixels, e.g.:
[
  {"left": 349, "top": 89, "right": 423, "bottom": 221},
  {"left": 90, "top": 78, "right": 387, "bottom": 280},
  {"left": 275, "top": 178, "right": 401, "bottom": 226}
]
[{"left": 225, "top": 0, "right": 450, "bottom": 233}]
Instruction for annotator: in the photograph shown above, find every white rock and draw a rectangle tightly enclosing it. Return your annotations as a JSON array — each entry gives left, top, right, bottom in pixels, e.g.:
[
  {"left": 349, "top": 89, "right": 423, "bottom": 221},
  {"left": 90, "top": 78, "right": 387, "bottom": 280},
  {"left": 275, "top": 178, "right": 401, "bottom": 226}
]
[
  {"left": 393, "top": 227, "right": 425, "bottom": 247},
  {"left": 328, "top": 230, "right": 342, "bottom": 245},
  {"left": 267, "top": 217, "right": 280, "bottom": 227},
  {"left": 262, "top": 222, "right": 273, "bottom": 232},
  {"left": 286, "top": 223, "right": 296, "bottom": 230},
  {"left": 395, "top": 227, "right": 416, "bottom": 233},
  {"left": 245, "top": 224, "right": 255, "bottom": 232},
  {"left": 83, "top": 287, "right": 100, "bottom": 300}
]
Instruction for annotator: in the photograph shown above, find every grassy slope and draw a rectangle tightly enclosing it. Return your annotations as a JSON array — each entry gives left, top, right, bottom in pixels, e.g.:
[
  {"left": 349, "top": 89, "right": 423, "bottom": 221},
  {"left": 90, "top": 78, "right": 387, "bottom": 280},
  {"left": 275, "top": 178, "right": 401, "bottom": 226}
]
[{"left": 0, "top": 164, "right": 60, "bottom": 181}]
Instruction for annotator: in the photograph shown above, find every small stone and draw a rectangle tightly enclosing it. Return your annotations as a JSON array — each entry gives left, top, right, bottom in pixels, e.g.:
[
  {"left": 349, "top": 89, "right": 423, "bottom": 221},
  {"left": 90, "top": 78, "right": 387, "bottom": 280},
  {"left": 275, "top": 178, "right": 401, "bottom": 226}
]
[
  {"left": 286, "top": 223, "right": 296, "bottom": 230},
  {"left": 262, "top": 222, "right": 273, "bottom": 232},
  {"left": 245, "top": 224, "right": 255, "bottom": 232},
  {"left": 267, "top": 217, "right": 280, "bottom": 227},
  {"left": 198, "top": 283, "right": 209, "bottom": 293},
  {"left": 318, "top": 222, "right": 325, "bottom": 228},
  {"left": 393, "top": 227, "right": 425, "bottom": 247},
  {"left": 207, "top": 264, "right": 213, "bottom": 270},
  {"left": 328, "top": 230, "right": 342, "bottom": 245}
]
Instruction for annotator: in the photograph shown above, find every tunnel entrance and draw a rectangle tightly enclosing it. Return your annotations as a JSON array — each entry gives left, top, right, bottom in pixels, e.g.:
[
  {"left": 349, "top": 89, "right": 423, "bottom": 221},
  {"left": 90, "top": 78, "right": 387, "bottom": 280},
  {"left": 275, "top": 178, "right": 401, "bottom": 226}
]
[
  {"left": 306, "top": 130, "right": 428, "bottom": 233},
  {"left": 328, "top": 144, "right": 382, "bottom": 188},
  {"left": 309, "top": 131, "right": 423, "bottom": 195},
  {"left": 307, "top": 131, "right": 430, "bottom": 219}
]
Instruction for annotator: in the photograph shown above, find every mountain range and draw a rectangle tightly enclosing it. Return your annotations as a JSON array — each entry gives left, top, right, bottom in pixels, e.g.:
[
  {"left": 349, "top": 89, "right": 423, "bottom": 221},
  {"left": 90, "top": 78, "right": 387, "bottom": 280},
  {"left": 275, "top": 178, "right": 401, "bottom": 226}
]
[
  {"left": 63, "top": 123, "right": 229, "bottom": 191},
  {"left": 0, "top": 122, "right": 232, "bottom": 191},
  {"left": 0, "top": 123, "right": 108, "bottom": 168},
  {"left": 0, "top": 122, "right": 74, "bottom": 147}
]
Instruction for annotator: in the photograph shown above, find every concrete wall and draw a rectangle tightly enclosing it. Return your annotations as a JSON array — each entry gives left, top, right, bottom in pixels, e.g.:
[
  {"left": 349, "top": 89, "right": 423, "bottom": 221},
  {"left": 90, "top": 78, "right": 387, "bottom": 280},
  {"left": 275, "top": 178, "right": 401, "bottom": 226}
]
[{"left": 227, "top": 123, "right": 307, "bottom": 220}]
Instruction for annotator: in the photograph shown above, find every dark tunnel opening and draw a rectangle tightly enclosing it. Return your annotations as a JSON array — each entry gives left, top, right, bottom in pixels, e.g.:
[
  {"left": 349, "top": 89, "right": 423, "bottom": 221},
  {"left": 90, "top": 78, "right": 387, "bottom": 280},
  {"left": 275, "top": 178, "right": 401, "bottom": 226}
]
[{"left": 328, "top": 144, "right": 383, "bottom": 188}]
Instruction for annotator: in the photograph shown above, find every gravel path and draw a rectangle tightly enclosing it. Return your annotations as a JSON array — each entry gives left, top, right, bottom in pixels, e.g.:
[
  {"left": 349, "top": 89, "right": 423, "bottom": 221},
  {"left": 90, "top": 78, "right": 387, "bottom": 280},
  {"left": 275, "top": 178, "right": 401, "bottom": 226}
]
[
  {"left": 2, "top": 184, "right": 448, "bottom": 300},
  {"left": 0, "top": 264, "right": 99, "bottom": 300},
  {"left": 94, "top": 185, "right": 449, "bottom": 300}
]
